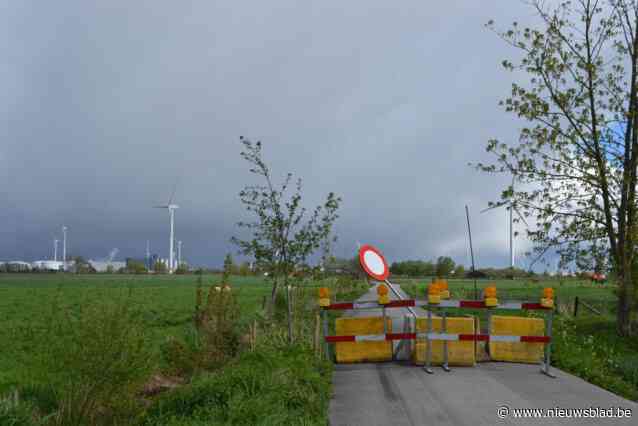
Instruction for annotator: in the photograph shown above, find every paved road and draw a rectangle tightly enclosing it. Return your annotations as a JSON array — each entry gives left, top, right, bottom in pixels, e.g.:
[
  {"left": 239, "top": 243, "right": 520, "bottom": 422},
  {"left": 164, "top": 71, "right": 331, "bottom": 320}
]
[{"left": 329, "top": 284, "right": 637, "bottom": 425}]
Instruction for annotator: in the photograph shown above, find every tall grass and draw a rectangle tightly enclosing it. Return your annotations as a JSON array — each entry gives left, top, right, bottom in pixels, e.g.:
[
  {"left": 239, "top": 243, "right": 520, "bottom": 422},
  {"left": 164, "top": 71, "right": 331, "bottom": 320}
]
[
  {"left": 8, "top": 292, "right": 155, "bottom": 425},
  {"left": 143, "top": 343, "right": 333, "bottom": 425},
  {"left": 552, "top": 315, "right": 638, "bottom": 401}
]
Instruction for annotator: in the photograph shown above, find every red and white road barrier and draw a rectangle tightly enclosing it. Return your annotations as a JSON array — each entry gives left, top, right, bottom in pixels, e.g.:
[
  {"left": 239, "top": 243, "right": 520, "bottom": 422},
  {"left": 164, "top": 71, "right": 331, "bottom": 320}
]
[
  {"left": 323, "top": 299, "right": 551, "bottom": 311},
  {"left": 325, "top": 332, "right": 550, "bottom": 343}
]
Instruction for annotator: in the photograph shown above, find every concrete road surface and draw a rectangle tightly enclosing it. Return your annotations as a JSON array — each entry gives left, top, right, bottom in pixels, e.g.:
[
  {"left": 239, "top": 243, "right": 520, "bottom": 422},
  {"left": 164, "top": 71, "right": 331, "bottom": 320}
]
[{"left": 328, "top": 284, "right": 637, "bottom": 425}]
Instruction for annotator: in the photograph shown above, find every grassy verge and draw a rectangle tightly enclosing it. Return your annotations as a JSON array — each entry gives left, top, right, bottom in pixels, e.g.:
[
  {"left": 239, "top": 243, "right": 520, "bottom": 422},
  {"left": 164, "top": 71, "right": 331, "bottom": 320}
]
[
  {"left": 141, "top": 344, "right": 333, "bottom": 426},
  {"left": 552, "top": 315, "right": 638, "bottom": 401}
]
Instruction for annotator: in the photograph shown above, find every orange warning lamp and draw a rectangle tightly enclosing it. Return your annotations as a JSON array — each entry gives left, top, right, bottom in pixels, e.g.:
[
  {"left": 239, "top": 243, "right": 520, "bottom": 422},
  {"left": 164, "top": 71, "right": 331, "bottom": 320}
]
[
  {"left": 484, "top": 285, "right": 498, "bottom": 307},
  {"left": 439, "top": 280, "right": 450, "bottom": 299},
  {"left": 318, "top": 287, "right": 330, "bottom": 307},
  {"left": 541, "top": 287, "right": 554, "bottom": 309},
  {"left": 428, "top": 282, "right": 441, "bottom": 304},
  {"left": 377, "top": 284, "right": 390, "bottom": 305}
]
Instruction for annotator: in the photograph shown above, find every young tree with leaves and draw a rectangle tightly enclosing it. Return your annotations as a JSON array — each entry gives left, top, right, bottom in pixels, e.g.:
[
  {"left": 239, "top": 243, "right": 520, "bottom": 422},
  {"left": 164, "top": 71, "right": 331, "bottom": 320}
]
[
  {"left": 480, "top": 0, "right": 638, "bottom": 335},
  {"left": 231, "top": 137, "right": 341, "bottom": 343}
]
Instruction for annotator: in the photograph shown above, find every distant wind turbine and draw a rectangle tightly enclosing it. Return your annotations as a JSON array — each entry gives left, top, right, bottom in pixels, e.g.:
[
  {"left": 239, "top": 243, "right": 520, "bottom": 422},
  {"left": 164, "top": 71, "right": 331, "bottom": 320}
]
[
  {"left": 62, "top": 226, "right": 68, "bottom": 271},
  {"left": 481, "top": 177, "right": 528, "bottom": 270},
  {"left": 154, "top": 183, "right": 179, "bottom": 274},
  {"left": 53, "top": 239, "right": 59, "bottom": 262}
]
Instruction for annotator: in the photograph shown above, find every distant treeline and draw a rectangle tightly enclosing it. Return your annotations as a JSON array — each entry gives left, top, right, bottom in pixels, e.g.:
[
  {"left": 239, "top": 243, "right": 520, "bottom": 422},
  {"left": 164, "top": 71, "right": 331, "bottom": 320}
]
[
  {"left": 390, "top": 257, "right": 458, "bottom": 277},
  {"left": 389, "top": 259, "right": 544, "bottom": 279}
]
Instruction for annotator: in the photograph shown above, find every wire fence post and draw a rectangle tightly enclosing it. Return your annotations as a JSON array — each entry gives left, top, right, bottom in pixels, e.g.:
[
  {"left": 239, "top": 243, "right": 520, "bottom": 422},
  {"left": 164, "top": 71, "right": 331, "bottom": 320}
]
[{"left": 322, "top": 308, "right": 330, "bottom": 361}]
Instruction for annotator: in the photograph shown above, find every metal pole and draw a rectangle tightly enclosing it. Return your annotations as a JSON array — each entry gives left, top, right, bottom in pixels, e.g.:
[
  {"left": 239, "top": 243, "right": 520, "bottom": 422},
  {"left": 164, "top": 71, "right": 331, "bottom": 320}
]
[
  {"left": 509, "top": 206, "right": 514, "bottom": 270},
  {"left": 169, "top": 208, "right": 175, "bottom": 273},
  {"left": 442, "top": 310, "right": 450, "bottom": 372},
  {"left": 465, "top": 206, "right": 478, "bottom": 300},
  {"left": 53, "top": 239, "right": 58, "bottom": 262},
  {"left": 425, "top": 305, "right": 433, "bottom": 374}
]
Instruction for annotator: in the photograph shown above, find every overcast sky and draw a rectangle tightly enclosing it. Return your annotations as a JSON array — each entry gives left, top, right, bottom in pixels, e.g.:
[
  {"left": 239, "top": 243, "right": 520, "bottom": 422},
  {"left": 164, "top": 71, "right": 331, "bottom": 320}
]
[{"left": 2, "top": 1, "right": 557, "bottom": 270}]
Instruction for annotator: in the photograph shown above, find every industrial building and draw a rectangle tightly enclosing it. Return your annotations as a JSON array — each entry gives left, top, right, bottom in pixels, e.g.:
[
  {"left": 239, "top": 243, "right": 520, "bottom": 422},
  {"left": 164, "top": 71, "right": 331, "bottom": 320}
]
[
  {"left": 31, "top": 260, "right": 64, "bottom": 271},
  {"left": 87, "top": 260, "right": 126, "bottom": 272}
]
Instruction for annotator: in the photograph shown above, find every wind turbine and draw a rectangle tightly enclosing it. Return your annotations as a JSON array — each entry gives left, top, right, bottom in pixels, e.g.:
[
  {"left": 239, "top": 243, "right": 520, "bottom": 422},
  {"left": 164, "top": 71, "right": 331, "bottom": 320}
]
[
  {"left": 146, "top": 240, "right": 151, "bottom": 270},
  {"left": 53, "top": 239, "right": 59, "bottom": 262},
  {"left": 154, "top": 185, "right": 179, "bottom": 274},
  {"left": 481, "top": 177, "right": 528, "bottom": 270},
  {"left": 62, "top": 226, "right": 68, "bottom": 271},
  {"left": 177, "top": 240, "right": 182, "bottom": 268}
]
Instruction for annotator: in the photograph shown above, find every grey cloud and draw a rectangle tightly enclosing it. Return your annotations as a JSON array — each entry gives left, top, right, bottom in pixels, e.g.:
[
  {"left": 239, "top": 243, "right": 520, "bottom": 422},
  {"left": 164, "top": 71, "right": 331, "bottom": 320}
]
[{"left": 3, "top": 1, "right": 547, "bottom": 269}]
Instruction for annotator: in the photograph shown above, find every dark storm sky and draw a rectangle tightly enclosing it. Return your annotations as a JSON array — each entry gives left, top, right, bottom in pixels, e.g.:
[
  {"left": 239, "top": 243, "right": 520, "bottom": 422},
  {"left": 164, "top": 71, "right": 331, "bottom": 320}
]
[{"left": 2, "top": 1, "right": 550, "bottom": 269}]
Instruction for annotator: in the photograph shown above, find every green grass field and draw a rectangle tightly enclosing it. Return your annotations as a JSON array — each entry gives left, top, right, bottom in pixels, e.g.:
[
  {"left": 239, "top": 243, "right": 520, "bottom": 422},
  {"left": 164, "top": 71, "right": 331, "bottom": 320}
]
[
  {"left": 0, "top": 273, "right": 369, "bottom": 425},
  {"left": 395, "top": 276, "right": 618, "bottom": 314},
  {"left": 0, "top": 273, "right": 271, "bottom": 395}
]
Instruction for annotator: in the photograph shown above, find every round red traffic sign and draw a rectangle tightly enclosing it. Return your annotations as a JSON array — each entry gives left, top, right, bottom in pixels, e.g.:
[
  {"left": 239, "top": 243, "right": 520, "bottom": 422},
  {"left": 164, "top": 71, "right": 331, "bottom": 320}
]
[{"left": 358, "top": 244, "right": 389, "bottom": 281}]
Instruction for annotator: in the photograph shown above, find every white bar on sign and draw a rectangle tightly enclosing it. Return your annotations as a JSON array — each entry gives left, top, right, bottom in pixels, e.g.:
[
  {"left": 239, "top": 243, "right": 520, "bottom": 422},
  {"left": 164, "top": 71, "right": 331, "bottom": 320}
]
[
  {"left": 426, "top": 333, "right": 459, "bottom": 341},
  {"left": 353, "top": 302, "right": 380, "bottom": 309},
  {"left": 438, "top": 301, "right": 461, "bottom": 308},
  {"left": 498, "top": 302, "right": 523, "bottom": 310},
  {"left": 355, "top": 334, "right": 386, "bottom": 342},
  {"left": 489, "top": 335, "right": 521, "bottom": 342}
]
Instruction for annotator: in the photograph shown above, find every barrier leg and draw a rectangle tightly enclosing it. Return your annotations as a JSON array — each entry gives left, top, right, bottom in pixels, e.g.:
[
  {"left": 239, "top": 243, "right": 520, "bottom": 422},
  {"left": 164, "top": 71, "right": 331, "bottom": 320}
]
[
  {"left": 383, "top": 306, "right": 392, "bottom": 360},
  {"left": 490, "top": 309, "right": 492, "bottom": 360},
  {"left": 541, "top": 310, "right": 556, "bottom": 378},
  {"left": 424, "top": 306, "right": 434, "bottom": 374},
  {"left": 442, "top": 311, "right": 451, "bottom": 372},
  {"left": 322, "top": 309, "right": 330, "bottom": 362}
]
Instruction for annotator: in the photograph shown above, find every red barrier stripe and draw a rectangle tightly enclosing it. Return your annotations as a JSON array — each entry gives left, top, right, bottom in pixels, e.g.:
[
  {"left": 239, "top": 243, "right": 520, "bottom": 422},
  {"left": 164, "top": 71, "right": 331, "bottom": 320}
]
[
  {"left": 325, "top": 335, "right": 355, "bottom": 342},
  {"left": 520, "top": 335, "right": 551, "bottom": 343},
  {"left": 459, "top": 300, "right": 486, "bottom": 309},
  {"left": 324, "top": 300, "right": 554, "bottom": 311},
  {"left": 386, "top": 332, "right": 416, "bottom": 340},
  {"left": 521, "top": 303, "right": 551, "bottom": 310},
  {"left": 458, "top": 334, "right": 488, "bottom": 341},
  {"left": 385, "top": 300, "right": 416, "bottom": 308},
  {"left": 325, "top": 334, "right": 550, "bottom": 343},
  {"left": 325, "top": 302, "right": 354, "bottom": 310}
]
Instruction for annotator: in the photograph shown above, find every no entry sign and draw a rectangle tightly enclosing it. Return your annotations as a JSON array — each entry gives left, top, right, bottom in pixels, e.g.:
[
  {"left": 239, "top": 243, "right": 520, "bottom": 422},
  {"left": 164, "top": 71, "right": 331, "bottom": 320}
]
[{"left": 358, "top": 244, "right": 389, "bottom": 281}]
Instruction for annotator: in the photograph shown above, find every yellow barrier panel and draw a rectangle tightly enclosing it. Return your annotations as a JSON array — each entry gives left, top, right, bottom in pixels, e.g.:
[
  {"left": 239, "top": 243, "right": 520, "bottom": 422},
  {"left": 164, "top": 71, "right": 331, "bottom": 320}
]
[
  {"left": 335, "top": 317, "right": 392, "bottom": 363},
  {"left": 489, "top": 315, "right": 545, "bottom": 363},
  {"left": 413, "top": 317, "right": 476, "bottom": 366}
]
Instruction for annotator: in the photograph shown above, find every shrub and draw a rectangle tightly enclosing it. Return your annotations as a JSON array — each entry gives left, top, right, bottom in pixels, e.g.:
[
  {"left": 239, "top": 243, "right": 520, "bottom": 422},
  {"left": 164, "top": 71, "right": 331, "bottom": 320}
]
[{"left": 163, "top": 284, "right": 242, "bottom": 377}]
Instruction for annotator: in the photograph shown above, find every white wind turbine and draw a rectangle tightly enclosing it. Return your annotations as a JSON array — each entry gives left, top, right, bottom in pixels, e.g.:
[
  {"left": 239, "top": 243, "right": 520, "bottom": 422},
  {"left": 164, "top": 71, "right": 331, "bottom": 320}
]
[
  {"left": 53, "top": 239, "right": 59, "bottom": 262},
  {"left": 154, "top": 185, "right": 179, "bottom": 274},
  {"left": 481, "top": 177, "right": 528, "bottom": 270}
]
